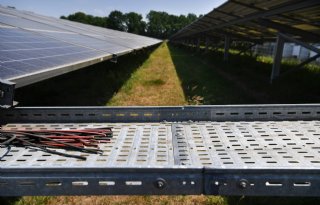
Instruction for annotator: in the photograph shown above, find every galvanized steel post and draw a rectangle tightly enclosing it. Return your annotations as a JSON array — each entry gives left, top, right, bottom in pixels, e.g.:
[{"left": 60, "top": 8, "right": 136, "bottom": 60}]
[
  {"left": 205, "top": 37, "right": 210, "bottom": 52},
  {"left": 270, "top": 33, "right": 285, "bottom": 83},
  {"left": 224, "top": 36, "right": 230, "bottom": 61}
]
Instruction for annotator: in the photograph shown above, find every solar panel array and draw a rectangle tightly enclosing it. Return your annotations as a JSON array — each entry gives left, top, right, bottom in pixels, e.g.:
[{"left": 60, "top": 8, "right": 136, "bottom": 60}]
[
  {"left": 0, "top": 6, "right": 161, "bottom": 88},
  {"left": 171, "top": 0, "right": 320, "bottom": 43}
]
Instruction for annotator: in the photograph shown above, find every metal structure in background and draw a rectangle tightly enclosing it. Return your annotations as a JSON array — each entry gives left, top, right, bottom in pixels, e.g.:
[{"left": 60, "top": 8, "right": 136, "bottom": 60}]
[
  {"left": 0, "top": 5, "right": 161, "bottom": 107},
  {"left": 0, "top": 104, "right": 320, "bottom": 196},
  {"left": 170, "top": 0, "right": 320, "bottom": 83}
]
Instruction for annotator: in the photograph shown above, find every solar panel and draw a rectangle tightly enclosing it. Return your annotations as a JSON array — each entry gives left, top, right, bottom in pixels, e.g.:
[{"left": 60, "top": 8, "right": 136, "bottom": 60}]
[
  {"left": 0, "top": 6, "right": 161, "bottom": 88},
  {"left": 171, "top": 0, "right": 320, "bottom": 42},
  {"left": 1, "top": 7, "right": 159, "bottom": 48},
  {"left": 0, "top": 27, "right": 106, "bottom": 83}
]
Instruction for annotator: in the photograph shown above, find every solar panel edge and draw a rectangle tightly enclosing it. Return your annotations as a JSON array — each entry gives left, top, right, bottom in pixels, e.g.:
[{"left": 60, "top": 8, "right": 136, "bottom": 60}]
[{"left": 7, "top": 53, "right": 114, "bottom": 88}]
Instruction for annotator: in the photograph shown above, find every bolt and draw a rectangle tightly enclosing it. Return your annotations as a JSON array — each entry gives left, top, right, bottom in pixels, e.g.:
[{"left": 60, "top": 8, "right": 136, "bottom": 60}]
[
  {"left": 157, "top": 181, "right": 164, "bottom": 188},
  {"left": 240, "top": 181, "right": 247, "bottom": 188},
  {"left": 155, "top": 178, "right": 166, "bottom": 189},
  {"left": 239, "top": 179, "right": 249, "bottom": 189}
]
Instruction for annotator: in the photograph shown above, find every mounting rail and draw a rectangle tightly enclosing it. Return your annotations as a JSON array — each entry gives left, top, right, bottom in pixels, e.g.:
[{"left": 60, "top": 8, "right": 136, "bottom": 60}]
[{"left": 0, "top": 104, "right": 320, "bottom": 196}]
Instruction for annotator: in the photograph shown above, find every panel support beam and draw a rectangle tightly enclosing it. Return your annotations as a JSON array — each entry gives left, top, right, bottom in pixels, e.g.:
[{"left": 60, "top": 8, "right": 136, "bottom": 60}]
[
  {"left": 237, "top": 43, "right": 257, "bottom": 56},
  {"left": 273, "top": 33, "right": 320, "bottom": 78},
  {"left": 270, "top": 34, "right": 285, "bottom": 83},
  {"left": 280, "top": 53, "right": 320, "bottom": 77},
  {"left": 279, "top": 33, "right": 320, "bottom": 54},
  {"left": 258, "top": 19, "right": 320, "bottom": 42},
  {"left": 297, "top": 53, "right": 320, "bottom": 68},
  {"left": 224, "top": 36, "right": 230, "bottom": 61}
]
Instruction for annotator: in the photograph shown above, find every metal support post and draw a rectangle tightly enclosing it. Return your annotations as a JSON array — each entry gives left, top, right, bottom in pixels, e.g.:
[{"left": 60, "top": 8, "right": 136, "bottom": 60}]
[
  {"left": 197, "top": 38, "right": 201, "bottom": 51},
  {"left": 279, "top": 53, "right": 320, "bottom": 77},
  {"left": 0, "top": 80, "right": 16, "bottom": 108},
  {"left": 224, "top": 36, "right": 230, "bottom": 61},
  {"left": 270, "top": 34, "right": 285, "bottom": 83},
  {"left": 205, "top": 38, "right": 210, "bottom": 52},
  {"left": 193, "top": 39, "right": 197, "bottom": 50}
]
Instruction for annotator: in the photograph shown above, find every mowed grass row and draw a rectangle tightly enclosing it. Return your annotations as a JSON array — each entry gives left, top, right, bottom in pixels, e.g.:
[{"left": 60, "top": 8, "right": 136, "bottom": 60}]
[{"left": 107, "top": 43, "right": 186, "bottom": 106}]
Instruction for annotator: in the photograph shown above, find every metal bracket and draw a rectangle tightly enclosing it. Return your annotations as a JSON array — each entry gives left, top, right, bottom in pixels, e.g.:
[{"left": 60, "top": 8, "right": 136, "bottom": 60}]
[
  {"left": 110, "top": 54, "right": 118, "bottom": 63},
  {"left": 0, "top": 80, "right": 16, "bottom": 108}
]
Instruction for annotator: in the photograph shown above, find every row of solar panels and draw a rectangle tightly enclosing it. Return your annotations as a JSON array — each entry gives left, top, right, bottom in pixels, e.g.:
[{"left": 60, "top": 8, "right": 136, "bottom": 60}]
[
  {"left": 0, "top": 6, "right": 161, "bottom": 88},
  {"left": 171, "top": 0, "right": 320, "bottom": 43}
]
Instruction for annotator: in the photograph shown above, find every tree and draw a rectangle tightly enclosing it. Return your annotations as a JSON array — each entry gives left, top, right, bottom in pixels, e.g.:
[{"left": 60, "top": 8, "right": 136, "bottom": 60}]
[
  {"left": 61, "top": 12, "right": 107, "bottom": 28},
  {"left": 187, "top": 13, "right": 198, "bottom": 22},
  {"left": 107, "top": 10, "right": 126, "bottom": 31},
  {"left": 67, "top": 12, "right": 88, "bottom": 24},
  {"left": 125, "top": 12, "right": 146, "bottom": 34},
  {"left": 146, "top": 11, "right": 168, "bottom": 39},
  {"left": 61, "top": 10, "right": 201, "bottom": 39}
]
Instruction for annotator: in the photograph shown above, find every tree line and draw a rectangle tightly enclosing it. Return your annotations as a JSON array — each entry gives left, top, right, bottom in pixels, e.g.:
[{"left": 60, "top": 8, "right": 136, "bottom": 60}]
[{"left": 60, "top": 10, "right": 200, "bottom": 39}]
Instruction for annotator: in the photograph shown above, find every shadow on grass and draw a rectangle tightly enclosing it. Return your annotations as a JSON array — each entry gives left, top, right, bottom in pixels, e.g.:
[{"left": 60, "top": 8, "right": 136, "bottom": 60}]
[
  {"left": 168, "top": 43, "right": 320, "bottom": 104},
  {"left": 0, "top": 197, "right": 20, "bottom": 205},
  {"left": 167, "top": 44, "right": 258, "bottom": 105},
  {"left": 15, "top": 46, "right": 158, "bottom": 106}
]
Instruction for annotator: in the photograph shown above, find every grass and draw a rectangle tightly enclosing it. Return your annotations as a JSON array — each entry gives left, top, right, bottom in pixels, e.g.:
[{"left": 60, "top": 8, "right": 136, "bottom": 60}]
[
  {"left": 8, "top": 195, "right": 228, "bottom": 205},
  {"left": 107, "top": 43, "right": 186, "bottom": 106},
  {"left": 5, "top": 42, "right": 320, "bottom": 205}
]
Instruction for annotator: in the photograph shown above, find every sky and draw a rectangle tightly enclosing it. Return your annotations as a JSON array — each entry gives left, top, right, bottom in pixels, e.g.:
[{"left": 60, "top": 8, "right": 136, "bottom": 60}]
[{"left": 0, "top": 0, "right": 227, "bottom": 18}]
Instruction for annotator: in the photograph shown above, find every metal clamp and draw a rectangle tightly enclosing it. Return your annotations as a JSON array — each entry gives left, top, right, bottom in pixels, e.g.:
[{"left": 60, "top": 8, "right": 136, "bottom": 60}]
[
  {"left": 110, "top": 54, "right": 118, "bottom": 63},
  {"left": 0, "top": 80, "right": 16, "bottom": 108}
]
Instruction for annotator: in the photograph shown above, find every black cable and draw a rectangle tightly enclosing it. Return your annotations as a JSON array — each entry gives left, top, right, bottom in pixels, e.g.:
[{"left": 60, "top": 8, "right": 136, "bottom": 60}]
[{"left": 15, "top": 137, "right": 87, "bottom": 160}]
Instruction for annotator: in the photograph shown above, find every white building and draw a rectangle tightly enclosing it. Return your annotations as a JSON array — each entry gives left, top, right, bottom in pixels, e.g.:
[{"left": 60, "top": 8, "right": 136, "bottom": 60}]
[{"left": 253, "top": 43, "right": 320, "bottom": 63}]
